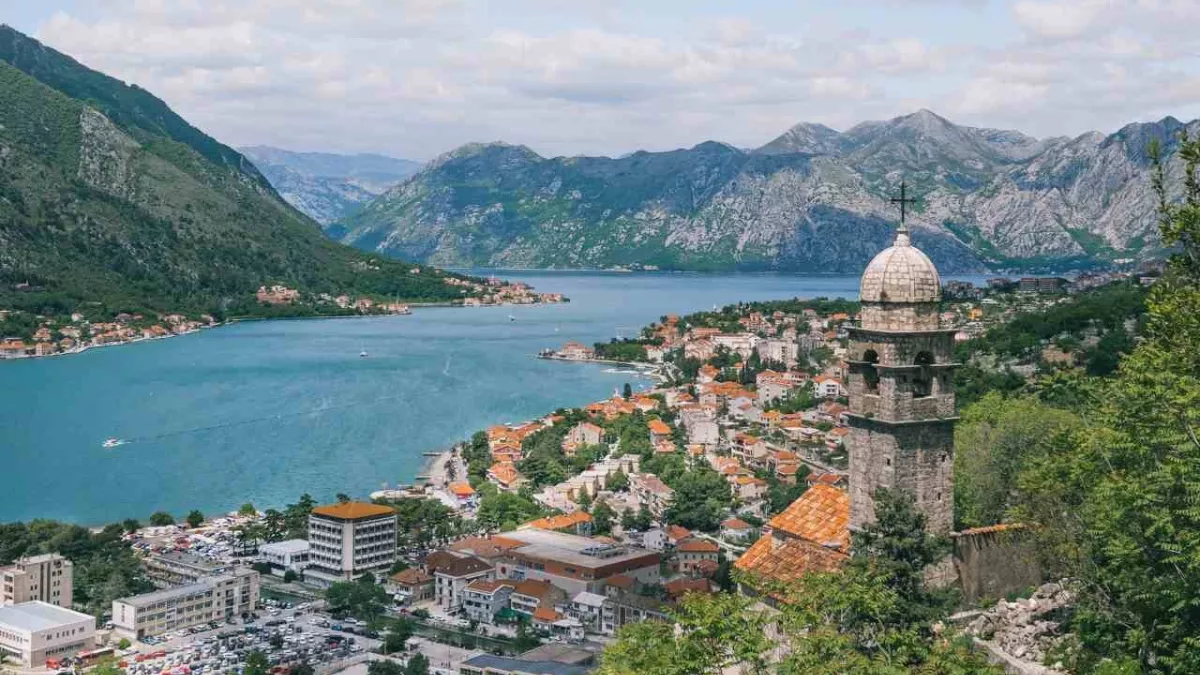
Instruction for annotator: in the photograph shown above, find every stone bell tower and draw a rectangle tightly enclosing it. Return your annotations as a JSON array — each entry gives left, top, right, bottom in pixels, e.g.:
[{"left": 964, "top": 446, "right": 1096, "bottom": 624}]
[{"left": 846, "top": 185, "right": 957, "bottom": 535}]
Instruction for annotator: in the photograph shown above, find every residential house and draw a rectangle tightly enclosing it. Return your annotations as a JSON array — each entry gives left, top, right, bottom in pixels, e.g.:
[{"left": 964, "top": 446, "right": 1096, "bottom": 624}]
[
  {"left": 630, "top": 474, "right": 674, "bottom": 519},
  {"left": 647, "top": 418, "right": 673, "bottom": 445},
  {"left": 812, "top": 375, "right": 845, "bottom": 399},
  {"left": 569, "top": 592, "right": 607, "bottom": 633},
  {"left": 730, "top": 433, "right": 770, "bottom": 469},
  {"left": 600, "top": 588, "right": 669, "bottom": 636},
  {"left": 665, "top": 578, "right": 713, "bottom": 601},
  {"left": 447, "top": 482, "right": 477, "bottom": 507},
  {"left": 664, "top": 525, "right": 692, "bottom": 548},
  {"left": 697, "top": 364, "right": 719, "bottom": 384},
  {"left": 563, "top": 422, "right": 605, "bottom": 457},
  {"left": 508, "top": 579, "right": 567, "bottom": 618},
  {"left": 430, "top": 554, "right": 494, "bottom": 612},
  {"left": 559, "top": 341, "right": 594, "bottom": 360},
  {"left": 487, "top": 462, "right": 526, "bottom": 492},
  {"left": 676, "top": 538, "right": 720, "bottom": 575},
  {"left": 387, "top": 568, "right": 434, "bottom": 603},
  {"left": 720, "top": 518, "right": 754, "bottom": 543},
  {"left": 462, "top": 580, "right": 514, "bottom": 624},
  {"left": 733, "top": 475, "right": 769, "bottom": 502},
  {"left": 490, "top": 528, "right": 661, "bottom": 596}
]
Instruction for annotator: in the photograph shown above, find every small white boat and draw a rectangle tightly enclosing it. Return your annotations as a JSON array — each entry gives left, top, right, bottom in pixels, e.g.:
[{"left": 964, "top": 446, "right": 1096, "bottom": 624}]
[
  {"left": 102, "top": 438, "right": 124, "bottom": 449},
  {"left": 360, "top": 350, "right": 369, "bottom": 358},
  {"left": 509, "top": 314, "right": 516, "bottom": 322}
]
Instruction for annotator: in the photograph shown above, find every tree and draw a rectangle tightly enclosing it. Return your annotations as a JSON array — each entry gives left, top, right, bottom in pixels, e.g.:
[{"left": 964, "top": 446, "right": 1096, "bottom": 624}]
[
  {"left": 91, "top": 659, "right": 124, "bottom": 675},
  {"left": 598, "top": 593, "right": 772, "bottom": 675},
  {"left": 953, "top": 392, "right": 1081, "bottom": 529},
  {"left": 475, "top": 491, "right": 544, "bottom": 532},
  {"left": 117, "top": 638, "right": 131, "bottom": 650},
  {"left": 367, "top": 661, "right": 404, "bottom": 675},
  {"left": 238, "top": 503, "right": 257, "bottom": 516},
  {"left": 244, "top": 651, "right": 269, "bottom": 675},
  {"left": 282, "top": 570, "right": 298, "bottom": 583},
  {"left": 664, "top": 464, "right": 731, "bottom": 532},
  {"left": 148, "top": 511, "right": 174, "bottom": 526},
  {"left": 336, "top": 493, "right": 352, "bottom": 503},
  {"left": 291, "top": 662, "right": 315, "bottom": 675},
  {"left": 608, "top": 468, "right": 630, "bottom": 492},
  {"left": 186, "top": 510, "right": 205, "bottom": 528},
  {"left": 404, "top": 653, "right": 430, "bottom": 675},
  {"left": 326, "top": 575, "right": 390, "bottom": 621},
  {"left": 121, "top": 518, "right": 140, "bottom": 533},
  {"left": 634, "top": 504, "right": 654, "bottom": 531},
  {"left": 623, "top": 382, "right": 633, "bottom": 399},
  {"left": 592, "top": 499, "right": 616, "bottom": 535},
  {"left": 269, "top": 633, "right": 284, "bottom": 649}
]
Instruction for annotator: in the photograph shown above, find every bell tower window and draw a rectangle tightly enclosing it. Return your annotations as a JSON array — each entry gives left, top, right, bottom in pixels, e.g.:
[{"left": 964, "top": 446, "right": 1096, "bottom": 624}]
[
  {"left": 862, "top": 349, "right": 880, "bottom": 394},
  {"left": 912, "top": 351, "right": 935, "bottom": 398}
]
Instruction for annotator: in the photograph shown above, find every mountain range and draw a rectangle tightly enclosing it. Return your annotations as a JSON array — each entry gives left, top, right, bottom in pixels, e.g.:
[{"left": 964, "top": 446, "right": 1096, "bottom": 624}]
[
  {"left": 0, "top": 25, "right": 473, "bottom": 319},
  {"left": 239, "top": 146, "right": 420, "bottom": 225},
  {"left": 334, "top": 110, "right": 1199, "bottom": 273}
]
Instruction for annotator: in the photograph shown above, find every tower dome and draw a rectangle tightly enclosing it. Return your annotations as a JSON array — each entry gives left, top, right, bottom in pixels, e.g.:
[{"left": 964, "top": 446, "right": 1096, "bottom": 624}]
[{"left": 859, "top": 229, "right": 941, "bottom": 304}]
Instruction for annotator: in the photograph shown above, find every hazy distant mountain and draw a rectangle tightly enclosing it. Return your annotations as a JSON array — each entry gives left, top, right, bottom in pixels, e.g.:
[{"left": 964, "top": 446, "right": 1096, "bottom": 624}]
[
  {"left": 337, "top": 109, "right": 1198, "bottom": 273},
  {"left": 240, "top": 146, "right": 421, "bottom": 225}
]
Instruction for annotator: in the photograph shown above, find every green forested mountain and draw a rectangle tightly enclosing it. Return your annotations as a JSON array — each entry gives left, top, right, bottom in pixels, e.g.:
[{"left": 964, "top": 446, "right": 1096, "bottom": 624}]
[{"left": 0, "top": 26, "right": 473, "bottom": 320}]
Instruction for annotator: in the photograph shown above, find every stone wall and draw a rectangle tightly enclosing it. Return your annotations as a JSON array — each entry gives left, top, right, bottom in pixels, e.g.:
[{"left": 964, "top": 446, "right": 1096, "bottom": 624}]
[
  {"left": 953, "top": 526, "right": 1044, "bottom": 603},
  {"left": 847, "top": 420, "right": 955, "bottom": 534}
]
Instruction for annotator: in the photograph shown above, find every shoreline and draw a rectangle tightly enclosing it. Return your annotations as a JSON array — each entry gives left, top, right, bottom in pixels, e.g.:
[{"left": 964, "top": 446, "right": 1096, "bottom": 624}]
[{"left": 0, "top": 299, "right": 566, "bottom": 364}]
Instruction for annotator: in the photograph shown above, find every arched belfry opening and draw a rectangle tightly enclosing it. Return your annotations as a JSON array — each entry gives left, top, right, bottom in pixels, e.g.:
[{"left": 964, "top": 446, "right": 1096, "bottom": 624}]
[
  {"left": 913, "top": 350, "right": 935, "bottom": 398},
  {"left": 862, "top": 349, "right": 880, "bottom": 394}
]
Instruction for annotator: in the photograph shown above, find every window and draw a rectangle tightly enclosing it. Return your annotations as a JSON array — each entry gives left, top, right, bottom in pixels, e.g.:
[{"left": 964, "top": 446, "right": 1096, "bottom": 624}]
[
  {"left": 912, "top": 351, "right": 935, "bottom": 397},
  {"left": 861, "top": 349, "right": 880, "bottom": 394}
]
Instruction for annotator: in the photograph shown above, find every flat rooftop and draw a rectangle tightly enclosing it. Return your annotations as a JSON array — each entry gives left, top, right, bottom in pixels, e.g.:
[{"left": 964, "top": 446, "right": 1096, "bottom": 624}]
[
  {"left": 311, "top": 502, "right": 395, "bottom": 520},
  {"left": 500, "top": 529, "right": 656, "bottom": 569},
  {"left": 117, "top": 581, "right": 212, "bottom": 608},
  {"left": 258, "top": 539, "right": 309, "bottom": 554},
  {"left": 0, "top": 602, "right": 94, "bottom": 632}
]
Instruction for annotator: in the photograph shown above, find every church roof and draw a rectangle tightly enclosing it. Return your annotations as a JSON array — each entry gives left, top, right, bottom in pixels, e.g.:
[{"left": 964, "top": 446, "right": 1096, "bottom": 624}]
[{"left": 859, "top": 229, "right": 941, "bottom": 304}]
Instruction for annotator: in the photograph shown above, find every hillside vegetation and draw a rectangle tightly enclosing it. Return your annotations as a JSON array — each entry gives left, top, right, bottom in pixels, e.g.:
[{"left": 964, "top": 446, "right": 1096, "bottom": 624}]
[{"left": 0, "top": 26, "right": 474, "bottom": 322}]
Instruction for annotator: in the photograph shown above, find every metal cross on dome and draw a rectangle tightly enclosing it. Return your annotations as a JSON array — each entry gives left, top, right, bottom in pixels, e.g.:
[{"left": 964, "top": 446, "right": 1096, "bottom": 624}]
[{"left": 891, "top": 180, "right": 917, "bottom": 232}]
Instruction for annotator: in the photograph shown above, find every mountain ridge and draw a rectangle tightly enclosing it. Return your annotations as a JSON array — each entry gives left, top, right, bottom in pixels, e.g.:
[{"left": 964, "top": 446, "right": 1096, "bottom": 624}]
[
  {"left": 337, "top": 109, "right": 1198, "bottom": 273},
  {"left": 0, "top": 25, "right": 480, "bottom": 323}
]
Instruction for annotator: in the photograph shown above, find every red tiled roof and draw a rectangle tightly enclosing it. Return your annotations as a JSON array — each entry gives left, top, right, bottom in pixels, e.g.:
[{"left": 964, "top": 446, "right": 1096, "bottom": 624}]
[
  {"left": 721, "top": 518, "right": 751, "bottom": 530},
  {"left": 734, "top": 535, "right": 848, "bottom": 586},
  {"left": 665, "top": 578, "right": 711, "bottom": 599},
  {"left": 677, "top": 538, "right": 720, "bottom": 553},
  {"left": 766, "top": 484, "right": 850, "bottom": 550},
  {"left": 524, "top": 511, "right": 592, "bottom": 531}
]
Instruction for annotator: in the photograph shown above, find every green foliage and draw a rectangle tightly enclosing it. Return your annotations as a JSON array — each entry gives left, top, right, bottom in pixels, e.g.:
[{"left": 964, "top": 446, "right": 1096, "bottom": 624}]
[
  {"left": 282, "top": 569, "right": 298, "bottom": 583},
  {"left": 592, "top": 499, "right": 616, "bottom": 535},
  {"left": 380, "top": 497, "right": 459, "bottom": 550},
  {"left": 0, "top": 40, "right": 486, "bottom": 323},
  {"left": 185, "top": 510, "right": 204, "bottom": 528},
  {"left": 1004, "top": 135, "right": 1200, "bottom": 673},
  {"left": 325, "top": 576, "right": 391, "bottom": 621},
  {"left": 475, "top": 490, "right": 545, "bottom": 532},
  {"left": 766, "top": 475, "right": 810, "bottom": 516},
  {"left": 367, "top": 661, "right": 404, "bottom": 675},
  {"left": 594, "top": 340, "right": 649, "bottom": 362},
  {"left": 382, "top": 617, "right": 415, "bottom": 654},
  {"left": 121, "top": 518, "right": 140, "bottom": 533},
  {"left": 953, "top": 392, "right": 1081, "bottom": 529},
  {"left": 244, "top": 651, "right": 269, "bottom": 675},
  {"left": 464, "top": 431, "right": 492, "bottom": 484},
  {"left": 598, "top": 593, "right": 772, "bottom": 675},
  {"left": 664, "top": 462, "right": 732, "bottom": 532},
  {"left": 148, "top": 511, "right": 175, "bottom": 526},
  {"left": 607, "top": 468, "right": 630, "bottom": 492},
  {"left": 117, "top": 638, "right": 131, "bottom": 650},
  {"left": 92, "top": 658, "right": 124, "bottom": 675},
  {"left": 238, "top": 503, "right": 257, "bottom": 516},
  {"left": 404, "top": 653, "right": 430, "bottom": 675}
]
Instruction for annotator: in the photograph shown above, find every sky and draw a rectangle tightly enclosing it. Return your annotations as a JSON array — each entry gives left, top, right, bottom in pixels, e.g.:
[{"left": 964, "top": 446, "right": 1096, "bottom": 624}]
[{"left": 8, "top": 0, "right": 1200, "bottom": 160}]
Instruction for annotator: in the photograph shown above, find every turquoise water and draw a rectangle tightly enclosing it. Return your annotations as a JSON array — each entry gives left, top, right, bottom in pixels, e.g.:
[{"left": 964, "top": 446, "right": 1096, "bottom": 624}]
[{"left": 0, "top": 272, "right": 977, "bottom": 524}]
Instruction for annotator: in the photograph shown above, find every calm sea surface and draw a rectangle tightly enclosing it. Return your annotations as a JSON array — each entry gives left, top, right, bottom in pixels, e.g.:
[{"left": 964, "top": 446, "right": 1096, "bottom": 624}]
[{"left": 0, "top": 271, "right": 983, "bottom": 525}]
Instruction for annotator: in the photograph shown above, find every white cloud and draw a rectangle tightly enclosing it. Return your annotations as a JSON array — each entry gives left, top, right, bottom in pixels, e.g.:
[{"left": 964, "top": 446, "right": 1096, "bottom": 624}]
[{"left": 27, "top": 0, "right": 1200, "bottom": 159}]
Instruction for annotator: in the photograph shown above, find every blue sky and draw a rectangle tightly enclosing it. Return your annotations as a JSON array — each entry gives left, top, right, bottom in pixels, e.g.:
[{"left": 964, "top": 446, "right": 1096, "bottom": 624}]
[{"left": 8, "top": 0, "right": 1199, "bottom": 159}]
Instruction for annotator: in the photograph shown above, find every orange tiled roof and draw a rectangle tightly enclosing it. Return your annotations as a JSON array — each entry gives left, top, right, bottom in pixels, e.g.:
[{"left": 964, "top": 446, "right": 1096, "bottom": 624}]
[
  {"left": 532, "top": 607, "right": 561, "bottom": 622},
  {"left": 952, "top": 523, "right": 1026, "bottom": 537},
  {"left": 665, "top": 578, "right": 711, "bottom": 599},
  {"left": 734, "top": 535, "right": 848, "bottom": 586},
  {"left": 666, "top": 525, "right": 692, "bottom": 541},
  {"left": 311, "top": 502, "right": 395, "bottom": 520},
  {"left": 525, "top": 511, "right": 592, "bottom": 531},
  {"left": 648, "top": 419, "right": 672, "bottom": 435},
  {"left": 466, "top": 579, "right": 513, "bottom": 593},
  {"left": 512, "top": 579, "right": 556, "bottom": 599},
  {"left": 722, "top": 518, "right": 751, "bottom": 530},
  {"left": 677, "top": 537, "right": 720, "bottom": 553},
  {"left": 488, "top": 462, "right": 521, "bottom": 485},
  {"left": 449, "top": 482, "right": 476, "bottom": 497},
  {"left": 767, "top": 484, "right": 850, "bottom": 550}
]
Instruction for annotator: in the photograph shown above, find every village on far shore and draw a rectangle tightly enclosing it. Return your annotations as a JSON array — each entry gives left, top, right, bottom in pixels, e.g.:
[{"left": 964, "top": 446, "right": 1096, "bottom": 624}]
[{"left": 0, "top": 274, "right": 564, "bottom": 361}]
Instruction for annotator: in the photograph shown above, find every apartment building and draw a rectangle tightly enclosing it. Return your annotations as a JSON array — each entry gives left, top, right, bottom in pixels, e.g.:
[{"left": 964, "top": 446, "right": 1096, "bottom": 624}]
[
  {"left": 143, "top": 551, "right": 231, "bottom": 587},
  {"left": 0, "top": 601, "right": 95, "bottom": 667},
  {"left": 0, "top": 554, "right": 73, "bottom": 608},
  {"left": 111, "top": 568, "right": 259, "bottom": 639},
  {"left": 305, "top": 502, "right": 397, "bottom": 587},
  {"left": 461, "top": 580, "right": 514, "bottom": 625},
  {"left": 491, "top": 529, "right": 660, "bottom": 596},
  {"left": 256, "top": 540, "right": 310, "bottom": 575}
]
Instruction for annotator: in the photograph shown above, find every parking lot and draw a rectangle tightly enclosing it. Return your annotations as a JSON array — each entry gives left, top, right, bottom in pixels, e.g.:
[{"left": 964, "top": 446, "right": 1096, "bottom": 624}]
[{"left": 124, "top": 600, "right": 390, "bottom": 675}]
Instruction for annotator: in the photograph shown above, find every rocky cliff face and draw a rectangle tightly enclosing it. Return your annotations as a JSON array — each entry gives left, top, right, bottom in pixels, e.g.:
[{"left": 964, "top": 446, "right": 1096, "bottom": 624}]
[
  {"left": 342, "top": 110, "right": 1198, "bottom": 272},
  {"left": 240, "top": 146, "right": 421, "bottom": 225}
]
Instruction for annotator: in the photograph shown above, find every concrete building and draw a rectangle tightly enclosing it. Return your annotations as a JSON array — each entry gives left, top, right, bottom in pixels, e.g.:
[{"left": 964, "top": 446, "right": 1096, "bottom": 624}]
[
  {"left": 0, "top": 554, "right": 73, "bottom": 608},
  {"left": 305, "top": 502, "right": 397, "bottom": 586},
  {"left": 461, "top": 580, "right": 514, "bottom": 624},
  {"left": 112, "top": 568, "right": 259, "bottom": 639},
  {"left": 491, "top": 529, "right": 660, "bottom": 596},
  {"left": 256, "top": 539, "right": 310, "bottom": 575},
  {"left": 143, "top": 551, "right": 230, "bottom": 587},
  {"left": 430, "top": 554, "right": 494, "bottom": 612},
  {"left": 0, "top": 601, "right": 95, "bottom": 667}
]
